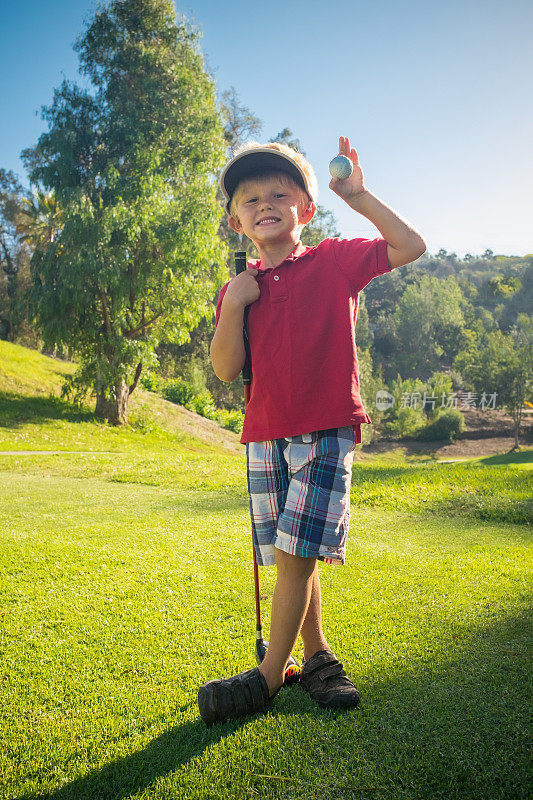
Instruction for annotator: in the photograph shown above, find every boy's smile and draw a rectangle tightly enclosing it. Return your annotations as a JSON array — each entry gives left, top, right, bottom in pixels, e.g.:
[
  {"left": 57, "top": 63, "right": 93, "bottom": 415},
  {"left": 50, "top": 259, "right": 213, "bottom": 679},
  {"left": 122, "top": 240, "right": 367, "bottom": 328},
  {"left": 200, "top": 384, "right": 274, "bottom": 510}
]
[{"left": 256, "top": 215, "right": 282, "bottom": 227}]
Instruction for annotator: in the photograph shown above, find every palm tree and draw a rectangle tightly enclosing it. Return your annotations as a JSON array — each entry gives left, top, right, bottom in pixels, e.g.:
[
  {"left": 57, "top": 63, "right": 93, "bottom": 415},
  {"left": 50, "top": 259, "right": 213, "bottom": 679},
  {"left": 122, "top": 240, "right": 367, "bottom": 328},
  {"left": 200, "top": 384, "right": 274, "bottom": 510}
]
[{"left": 15, "top": 190, "right": 62, "bottom": 249}]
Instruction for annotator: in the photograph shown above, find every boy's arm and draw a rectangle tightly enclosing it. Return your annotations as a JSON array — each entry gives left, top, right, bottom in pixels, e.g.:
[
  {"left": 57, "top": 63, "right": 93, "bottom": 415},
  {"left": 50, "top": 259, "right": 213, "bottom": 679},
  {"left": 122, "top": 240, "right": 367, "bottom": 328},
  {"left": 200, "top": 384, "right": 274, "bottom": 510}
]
[
  {"left": 331, "top": 136, "right": 426, "bottom": 269},
  {"left": 210, "top": 270, "right": 260, "bottom": 383}
]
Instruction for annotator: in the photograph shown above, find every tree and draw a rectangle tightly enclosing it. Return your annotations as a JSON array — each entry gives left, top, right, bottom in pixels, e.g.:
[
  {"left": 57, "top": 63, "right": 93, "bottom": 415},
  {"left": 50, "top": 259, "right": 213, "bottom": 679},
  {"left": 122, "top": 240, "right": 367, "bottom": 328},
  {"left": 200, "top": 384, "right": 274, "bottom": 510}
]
[
  {"left": 155, "top": 87, "right": 265, "bottom": 413},
  {"left": 23, "top": 0, "right": 227, "bottom": 424},
  {"left": 454, "top": 318, "right": 533, "bottom": 448},
  {"left": 219, "top": 87, "right": 262, "bottom": 149},
  {"left": 0, "top": 170, "right": 32, "bottom": 342},
  {"left": 355, "top": 292, "right": 372, "bottom": 350},
  {"left": 16, "top": 190, "right": 63, "bottom": 250},
  {"left": 394, "top": 275, "right": 466, "bottom": 377},
  {"left": 269, "top": 128, "right": 304, "bottom": 153},
  {"left": 216, "top": 89, "right": 263, "bottom": 259}
]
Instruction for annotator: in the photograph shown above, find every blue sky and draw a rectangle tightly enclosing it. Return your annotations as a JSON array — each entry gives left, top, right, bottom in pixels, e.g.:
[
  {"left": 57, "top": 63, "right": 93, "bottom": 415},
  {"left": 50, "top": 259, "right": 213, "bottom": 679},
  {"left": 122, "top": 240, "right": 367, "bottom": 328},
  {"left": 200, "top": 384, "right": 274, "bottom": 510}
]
[{"left": 1, "top": 0, "right": 531, "bottom": 255}]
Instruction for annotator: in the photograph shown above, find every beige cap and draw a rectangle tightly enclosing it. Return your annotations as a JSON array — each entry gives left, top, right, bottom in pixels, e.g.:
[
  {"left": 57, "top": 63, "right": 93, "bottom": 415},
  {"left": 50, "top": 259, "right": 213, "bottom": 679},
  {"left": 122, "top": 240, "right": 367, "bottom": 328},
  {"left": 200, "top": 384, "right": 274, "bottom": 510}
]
[{"left": 220, "top": 145, "right": 316, "bottom": 213}]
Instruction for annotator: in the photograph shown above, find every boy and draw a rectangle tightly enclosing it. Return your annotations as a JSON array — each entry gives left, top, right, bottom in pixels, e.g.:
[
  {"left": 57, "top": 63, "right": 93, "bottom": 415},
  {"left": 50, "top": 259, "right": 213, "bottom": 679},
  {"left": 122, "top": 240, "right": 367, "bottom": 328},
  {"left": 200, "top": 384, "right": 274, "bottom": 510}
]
[{"left": 198, "top": 137, "right": 425, "bottom": 725}]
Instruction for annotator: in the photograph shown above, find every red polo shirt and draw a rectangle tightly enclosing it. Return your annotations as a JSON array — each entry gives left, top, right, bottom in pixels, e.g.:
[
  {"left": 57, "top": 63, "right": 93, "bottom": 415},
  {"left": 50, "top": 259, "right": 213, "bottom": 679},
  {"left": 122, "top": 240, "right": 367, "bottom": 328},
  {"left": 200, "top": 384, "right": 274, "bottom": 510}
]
[{"left": 215, "top": 237, "right": 392, "bottom": 444}]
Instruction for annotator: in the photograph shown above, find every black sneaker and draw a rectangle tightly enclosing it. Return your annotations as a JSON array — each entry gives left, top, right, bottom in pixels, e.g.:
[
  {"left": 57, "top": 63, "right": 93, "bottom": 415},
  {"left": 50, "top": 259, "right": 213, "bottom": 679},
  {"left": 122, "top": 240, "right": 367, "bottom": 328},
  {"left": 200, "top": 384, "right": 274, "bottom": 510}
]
[
  {"left": 299, "top": 650, "right": 360, "bottom": 709},
  {"left": 198, "top": 667, "right": 276, "bottom": 726}
]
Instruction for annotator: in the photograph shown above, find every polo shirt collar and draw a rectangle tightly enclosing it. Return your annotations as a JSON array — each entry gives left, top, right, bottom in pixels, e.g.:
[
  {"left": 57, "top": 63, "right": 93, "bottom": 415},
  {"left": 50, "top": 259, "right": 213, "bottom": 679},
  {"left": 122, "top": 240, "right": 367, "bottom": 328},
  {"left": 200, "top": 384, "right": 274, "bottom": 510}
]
[{"left": 256, "top": 242, "right": 314, "bottom": 271}]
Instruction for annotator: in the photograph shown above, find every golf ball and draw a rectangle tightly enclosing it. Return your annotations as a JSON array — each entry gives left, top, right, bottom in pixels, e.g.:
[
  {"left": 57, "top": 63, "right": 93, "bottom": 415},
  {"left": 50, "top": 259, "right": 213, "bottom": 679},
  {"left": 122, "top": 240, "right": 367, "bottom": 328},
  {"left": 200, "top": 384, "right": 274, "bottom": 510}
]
[{"left": 329, "top": 155, "right": 353, "bottom": 181}]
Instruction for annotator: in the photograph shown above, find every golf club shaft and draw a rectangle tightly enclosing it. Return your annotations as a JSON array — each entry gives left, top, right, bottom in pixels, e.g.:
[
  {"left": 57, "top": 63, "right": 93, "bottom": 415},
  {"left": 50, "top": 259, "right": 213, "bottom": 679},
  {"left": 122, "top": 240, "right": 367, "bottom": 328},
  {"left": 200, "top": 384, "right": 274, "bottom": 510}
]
[
  {"left": 234, "top": 251, "right": 300, "bottom": 683},
  {"left": 234, "top": 251, "right": 262, "bottom": 644}
]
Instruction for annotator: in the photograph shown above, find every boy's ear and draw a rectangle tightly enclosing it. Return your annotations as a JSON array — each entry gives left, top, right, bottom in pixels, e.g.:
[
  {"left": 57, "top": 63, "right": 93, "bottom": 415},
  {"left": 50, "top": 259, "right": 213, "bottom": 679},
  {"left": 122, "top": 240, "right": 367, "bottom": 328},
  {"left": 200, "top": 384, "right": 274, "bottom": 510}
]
[
  {"left": 299, "top": 201, "right": 316, "bottom": 225},
  {"left": 228, "top": 215, "right": 243, "bottom": 234}
]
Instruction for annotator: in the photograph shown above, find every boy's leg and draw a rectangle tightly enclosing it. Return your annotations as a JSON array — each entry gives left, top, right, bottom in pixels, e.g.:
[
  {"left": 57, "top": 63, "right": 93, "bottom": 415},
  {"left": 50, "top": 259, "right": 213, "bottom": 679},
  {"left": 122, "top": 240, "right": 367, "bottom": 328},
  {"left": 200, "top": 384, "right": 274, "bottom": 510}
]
[
  {"left": 257, "top": 547, "right": 316, "bottom": 696},
  {"left": 299, "top": 563, "right": 330, "bottom": 662}
]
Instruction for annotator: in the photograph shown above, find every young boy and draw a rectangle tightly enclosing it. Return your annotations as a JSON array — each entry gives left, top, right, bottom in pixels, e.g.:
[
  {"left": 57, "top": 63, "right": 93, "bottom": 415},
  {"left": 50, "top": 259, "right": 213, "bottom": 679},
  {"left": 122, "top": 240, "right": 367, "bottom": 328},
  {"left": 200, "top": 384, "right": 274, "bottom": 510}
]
[{"left": 198, "top": 137, "right": 425, "bottom": 725}]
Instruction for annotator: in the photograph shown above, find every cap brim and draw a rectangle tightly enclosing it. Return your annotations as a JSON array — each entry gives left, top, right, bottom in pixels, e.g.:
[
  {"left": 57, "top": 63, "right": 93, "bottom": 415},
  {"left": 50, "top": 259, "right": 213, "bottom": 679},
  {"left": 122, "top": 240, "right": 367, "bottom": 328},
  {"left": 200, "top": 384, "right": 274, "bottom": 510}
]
[{"left": 220, "top": 148, "right": 309, "bottom": 212}]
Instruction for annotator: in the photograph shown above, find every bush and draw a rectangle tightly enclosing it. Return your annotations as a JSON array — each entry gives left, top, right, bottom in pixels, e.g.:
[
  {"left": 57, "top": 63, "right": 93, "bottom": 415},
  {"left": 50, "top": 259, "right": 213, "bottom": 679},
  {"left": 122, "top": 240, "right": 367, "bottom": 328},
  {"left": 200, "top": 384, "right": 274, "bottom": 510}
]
[
  {"left": 216, "top": 408, "right": 244, "bottom": 433},
  {"left": 415, "top": 409, "right": 465, "bottom": 443},
  {"left": 162, "top": 378, "right": 196, "bottom": 406},
  {"left": 140, "top": 373, "right": 163, "bottom": 392},
  {"left": 383, "top": 406, "right": 426, "bottom": 439},
  {"left": 148, "top": 375, "right": 244, "bottom": 432},
  {"left": 129, "top": 404, "right": 161, "bottom": 434},
  {"left": 190, "top": 391, "right": 217, "bottom": 419}
]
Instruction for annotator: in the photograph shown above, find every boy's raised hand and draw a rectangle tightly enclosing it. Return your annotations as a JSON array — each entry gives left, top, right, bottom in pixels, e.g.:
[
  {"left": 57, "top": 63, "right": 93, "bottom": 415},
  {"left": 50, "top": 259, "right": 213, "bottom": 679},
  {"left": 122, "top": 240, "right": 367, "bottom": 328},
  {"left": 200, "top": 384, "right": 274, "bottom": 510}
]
[{"left": 329, "top": 136, "right": 367, "bottom": 203}]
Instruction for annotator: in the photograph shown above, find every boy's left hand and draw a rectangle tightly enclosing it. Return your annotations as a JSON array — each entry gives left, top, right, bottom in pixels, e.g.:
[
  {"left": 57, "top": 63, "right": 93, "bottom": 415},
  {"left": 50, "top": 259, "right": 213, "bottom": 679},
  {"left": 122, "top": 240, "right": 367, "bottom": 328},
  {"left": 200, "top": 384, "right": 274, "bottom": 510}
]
[{"left": 329, "top": 136, "right": 367, "bottom": 204}]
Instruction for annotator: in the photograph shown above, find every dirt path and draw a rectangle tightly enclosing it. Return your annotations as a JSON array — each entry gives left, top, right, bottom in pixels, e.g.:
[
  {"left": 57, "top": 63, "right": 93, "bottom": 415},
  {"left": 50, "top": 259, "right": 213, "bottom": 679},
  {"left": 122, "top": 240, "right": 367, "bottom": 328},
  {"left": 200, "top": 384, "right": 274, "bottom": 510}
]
[
  {"left": 359, "top": 408, "right": 532, "bottom": 461},
  {"left": 359, "top": 436, "right": 523, "bottom": 461}
]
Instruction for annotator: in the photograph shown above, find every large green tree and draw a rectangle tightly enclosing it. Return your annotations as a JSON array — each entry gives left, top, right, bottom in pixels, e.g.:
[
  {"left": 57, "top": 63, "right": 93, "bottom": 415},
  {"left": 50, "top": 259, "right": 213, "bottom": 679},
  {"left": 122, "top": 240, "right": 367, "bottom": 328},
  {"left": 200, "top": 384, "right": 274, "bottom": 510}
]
[
  {"left": 394, "top": 274, "right": 467, "bottom": 378},
  {"left": 24, "top": 0, "right": 227, "bottom": 424}
]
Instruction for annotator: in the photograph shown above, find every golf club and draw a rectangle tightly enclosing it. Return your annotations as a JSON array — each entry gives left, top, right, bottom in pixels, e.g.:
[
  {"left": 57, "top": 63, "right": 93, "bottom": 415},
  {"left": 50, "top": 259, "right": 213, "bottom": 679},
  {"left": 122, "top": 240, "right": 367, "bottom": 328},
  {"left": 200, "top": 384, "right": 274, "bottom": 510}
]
[{"left": 234, "top": 250, "right": 300, "bottom": 686}]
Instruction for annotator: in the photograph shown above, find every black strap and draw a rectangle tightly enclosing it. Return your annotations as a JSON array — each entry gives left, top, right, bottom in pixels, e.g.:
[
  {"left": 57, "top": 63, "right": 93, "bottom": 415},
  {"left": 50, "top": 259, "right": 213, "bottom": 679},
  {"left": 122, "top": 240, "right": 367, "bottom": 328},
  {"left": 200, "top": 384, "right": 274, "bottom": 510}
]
[{"left": 234, "top": 251, "right": 252, "bottom": 386}]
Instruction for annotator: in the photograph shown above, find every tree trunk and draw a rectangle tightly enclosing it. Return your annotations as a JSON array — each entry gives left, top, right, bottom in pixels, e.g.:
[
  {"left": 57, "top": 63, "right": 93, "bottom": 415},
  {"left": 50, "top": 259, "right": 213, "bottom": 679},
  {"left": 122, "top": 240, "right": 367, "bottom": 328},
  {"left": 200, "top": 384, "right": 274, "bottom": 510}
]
[
  {"left": 95, "top": 378, "right": 129, "bottom": 425},
  {"left": 513, "top": 406, "right": 522, "bottom": 450}
]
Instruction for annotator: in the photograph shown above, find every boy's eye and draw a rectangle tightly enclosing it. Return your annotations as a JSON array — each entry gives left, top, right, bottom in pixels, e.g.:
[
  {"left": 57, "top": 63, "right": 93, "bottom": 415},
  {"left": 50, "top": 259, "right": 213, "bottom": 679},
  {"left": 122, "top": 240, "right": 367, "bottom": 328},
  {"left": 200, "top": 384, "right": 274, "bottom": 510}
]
[
  {"left": 245, "top": 198, "right": 257, "bottom": 204},
  {"left": 275, "top": 193, "right": 286, "bottom": 198}
]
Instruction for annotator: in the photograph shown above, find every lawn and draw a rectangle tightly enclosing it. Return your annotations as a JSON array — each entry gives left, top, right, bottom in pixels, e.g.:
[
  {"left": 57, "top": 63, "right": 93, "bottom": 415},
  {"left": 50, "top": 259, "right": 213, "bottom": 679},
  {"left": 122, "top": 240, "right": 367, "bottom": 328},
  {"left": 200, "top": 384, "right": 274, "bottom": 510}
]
[{"left": 0, "top": 341, "right": 532, "bottom": 799}]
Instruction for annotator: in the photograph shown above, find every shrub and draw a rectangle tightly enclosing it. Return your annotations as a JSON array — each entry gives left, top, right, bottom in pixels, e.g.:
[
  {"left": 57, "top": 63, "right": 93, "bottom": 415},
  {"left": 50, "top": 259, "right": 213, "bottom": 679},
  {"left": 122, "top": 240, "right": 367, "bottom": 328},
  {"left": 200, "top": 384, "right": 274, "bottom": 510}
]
[
  {"left": 415, "top": 409, "right": 465, "bottom": 443},
  {"left": 147, "top": 375, "right": 244, "bottom": 432},
  {"left": 383, "top": 406, "right": 426, "bottom": 439},
  {"left": 190, "top": 391, "right": 217, "bottom": 419},
  {"left": 140, "top": 373, "right": 163, "bottom": 392},
  {"left": 216, "top": 408, "right": 244, "bottom": 433},
  {"left": 162, "top": 378, "right": 196, "bottom": 406}
]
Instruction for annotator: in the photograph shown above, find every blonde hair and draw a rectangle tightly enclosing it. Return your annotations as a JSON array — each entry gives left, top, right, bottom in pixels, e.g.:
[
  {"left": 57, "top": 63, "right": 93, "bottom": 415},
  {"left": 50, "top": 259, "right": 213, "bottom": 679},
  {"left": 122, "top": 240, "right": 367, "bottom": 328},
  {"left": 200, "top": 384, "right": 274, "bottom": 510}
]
[{"left": 228, "top": 141, "right": 318, "bottom": 219}]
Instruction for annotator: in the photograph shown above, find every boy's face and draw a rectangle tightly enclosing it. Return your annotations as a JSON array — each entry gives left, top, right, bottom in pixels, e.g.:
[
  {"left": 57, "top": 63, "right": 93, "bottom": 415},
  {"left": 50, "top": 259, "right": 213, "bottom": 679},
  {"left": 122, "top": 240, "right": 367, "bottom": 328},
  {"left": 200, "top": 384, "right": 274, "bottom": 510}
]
[{"left": 228, "top": 175, "right": 315, "bottom": 247}]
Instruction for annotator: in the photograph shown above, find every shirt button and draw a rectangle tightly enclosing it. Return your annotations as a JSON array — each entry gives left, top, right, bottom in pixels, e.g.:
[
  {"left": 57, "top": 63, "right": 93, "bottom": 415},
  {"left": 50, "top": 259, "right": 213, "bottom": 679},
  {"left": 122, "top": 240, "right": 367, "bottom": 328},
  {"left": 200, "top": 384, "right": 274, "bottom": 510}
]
[{"left": 273, "top": 275, "right": 280, "bottom": 281}]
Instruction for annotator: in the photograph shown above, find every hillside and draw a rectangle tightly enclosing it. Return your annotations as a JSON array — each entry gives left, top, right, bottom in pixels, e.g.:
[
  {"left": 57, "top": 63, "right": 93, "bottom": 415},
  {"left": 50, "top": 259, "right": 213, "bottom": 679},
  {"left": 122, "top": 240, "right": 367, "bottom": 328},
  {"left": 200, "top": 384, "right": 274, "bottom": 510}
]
[
  {"left": 1, "top": 340, "right": 530, "bottom": 463},
  {"left": 0, "top": 340, "right": 241, "bottom": 454}
]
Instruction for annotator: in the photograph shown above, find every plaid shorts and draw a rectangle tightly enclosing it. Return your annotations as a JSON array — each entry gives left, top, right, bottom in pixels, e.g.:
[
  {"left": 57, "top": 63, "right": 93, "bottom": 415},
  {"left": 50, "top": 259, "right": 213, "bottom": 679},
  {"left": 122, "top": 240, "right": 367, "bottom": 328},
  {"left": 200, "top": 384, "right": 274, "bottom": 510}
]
[{"left": 246, "top": 426, "right": 360, "bottom": 566}]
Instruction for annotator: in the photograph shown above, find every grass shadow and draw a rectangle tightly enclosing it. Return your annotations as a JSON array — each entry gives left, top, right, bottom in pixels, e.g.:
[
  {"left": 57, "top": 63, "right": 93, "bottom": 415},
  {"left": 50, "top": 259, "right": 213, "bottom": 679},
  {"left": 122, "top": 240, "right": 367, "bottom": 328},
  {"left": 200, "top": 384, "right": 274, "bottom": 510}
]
[
  {"left": 479, "top": 449, "right": 533, "bottom": 467},
  {"left": 15, "top": 700, "right": 303, "bottom": 800},
  {"left": 0, "top": 392, "right": 94, "bottom": 428},
  {"left": 17, "top": 608, "right": 532, "bottom": 800},
  {"left": 351, "top": 464, "right": 419, "bottom": 487}
]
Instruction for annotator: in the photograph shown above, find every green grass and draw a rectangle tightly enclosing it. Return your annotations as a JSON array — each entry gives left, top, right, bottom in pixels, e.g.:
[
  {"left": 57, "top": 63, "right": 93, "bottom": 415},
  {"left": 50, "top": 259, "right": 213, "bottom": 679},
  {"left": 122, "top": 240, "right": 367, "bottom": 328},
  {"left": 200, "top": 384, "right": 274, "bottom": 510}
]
[
  {"left": 350, "top": 456, "right": 532, "bottom": 524},
  {"left": 1, "top": 340, "right": 532, "bottom": 799}
]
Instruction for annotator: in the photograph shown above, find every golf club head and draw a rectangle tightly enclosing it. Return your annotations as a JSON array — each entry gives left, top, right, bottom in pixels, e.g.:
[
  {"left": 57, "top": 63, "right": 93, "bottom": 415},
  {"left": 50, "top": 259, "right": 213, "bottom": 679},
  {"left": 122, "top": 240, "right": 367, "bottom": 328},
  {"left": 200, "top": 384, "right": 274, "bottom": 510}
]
[{"left": 256, "top": 637, "right": 268, "bottom": 664}]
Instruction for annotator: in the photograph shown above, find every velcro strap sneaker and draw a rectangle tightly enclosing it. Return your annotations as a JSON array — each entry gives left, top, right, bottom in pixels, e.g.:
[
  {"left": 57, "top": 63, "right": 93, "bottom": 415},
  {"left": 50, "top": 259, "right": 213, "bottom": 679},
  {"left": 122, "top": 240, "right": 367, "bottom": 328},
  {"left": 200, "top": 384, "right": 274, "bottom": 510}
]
[
  {"left": 198, "top": 667, "right": 274, "bottom": 726},
  {"left": 299, "top": 650, "right": 360, "bottom": 709}
]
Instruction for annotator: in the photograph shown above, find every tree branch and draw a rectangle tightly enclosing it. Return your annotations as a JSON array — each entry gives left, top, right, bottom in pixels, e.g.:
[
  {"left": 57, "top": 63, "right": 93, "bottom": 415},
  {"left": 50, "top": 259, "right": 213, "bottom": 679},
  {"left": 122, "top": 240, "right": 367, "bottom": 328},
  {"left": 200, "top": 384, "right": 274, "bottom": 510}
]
[
  {"left": 124, "top": 309, "right": 165, "bottom": 339},
  {"left": 128, "top": 361, "right": 143, "bottom": 396}
]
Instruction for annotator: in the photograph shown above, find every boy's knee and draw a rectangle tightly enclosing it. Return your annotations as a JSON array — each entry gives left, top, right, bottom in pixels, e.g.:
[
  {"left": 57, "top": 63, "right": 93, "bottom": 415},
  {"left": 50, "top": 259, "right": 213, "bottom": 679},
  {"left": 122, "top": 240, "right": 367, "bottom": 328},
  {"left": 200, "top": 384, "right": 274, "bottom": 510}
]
[{"left": 274, "top": 547, "right": 316, "bottom": 580}]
